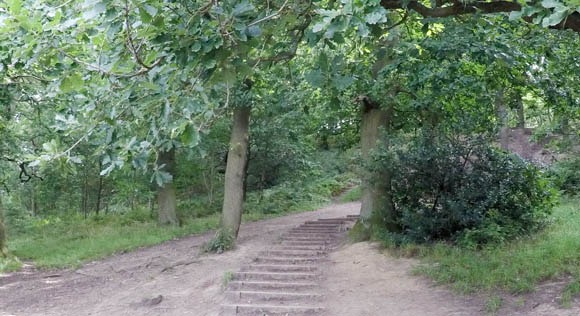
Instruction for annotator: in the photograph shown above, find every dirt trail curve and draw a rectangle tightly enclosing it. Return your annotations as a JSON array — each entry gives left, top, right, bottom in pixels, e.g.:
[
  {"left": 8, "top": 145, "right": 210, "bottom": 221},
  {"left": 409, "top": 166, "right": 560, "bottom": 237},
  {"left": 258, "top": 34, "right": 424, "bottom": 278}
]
[{"left": 1, "top": 202, "right": 578, "bottom": 316}]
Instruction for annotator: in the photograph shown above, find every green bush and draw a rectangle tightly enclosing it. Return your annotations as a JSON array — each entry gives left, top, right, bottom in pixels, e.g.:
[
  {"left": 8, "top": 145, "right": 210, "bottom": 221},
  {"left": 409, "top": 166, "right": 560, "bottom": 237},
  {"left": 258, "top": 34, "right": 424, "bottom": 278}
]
[
  {"left": 374, "top": 133, "right": 557, "bottom": 247},
  {"left": 203, "top": 228, "right": 235, "bottom": 253},
  {"left": 549, "top": 156, "right": 580, "bottom": 196}
]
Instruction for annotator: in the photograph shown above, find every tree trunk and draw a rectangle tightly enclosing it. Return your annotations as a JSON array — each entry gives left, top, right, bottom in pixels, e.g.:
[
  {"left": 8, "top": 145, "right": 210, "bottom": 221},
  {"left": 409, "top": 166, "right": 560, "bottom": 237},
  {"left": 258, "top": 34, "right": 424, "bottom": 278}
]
[
  {"left": 0, "top": 194, "right": 7, "bottom": 257},
  {"left": 157, "top": 148, "right": 179, "bottom": 226},
  {"left": 221, "top": 106, "right": 251, "bottom": 238},
  {"left": 95, "top": 162, "right": 104, "bottom": 215},
  {"left": 515, "top": 96, "right": 525, "bottom": 128},
  {"left": 359, "top": 99, "right": 398, "bottom": 232},
  {"left": 495, "top": 89, "right": 510, "bottom": 150}
]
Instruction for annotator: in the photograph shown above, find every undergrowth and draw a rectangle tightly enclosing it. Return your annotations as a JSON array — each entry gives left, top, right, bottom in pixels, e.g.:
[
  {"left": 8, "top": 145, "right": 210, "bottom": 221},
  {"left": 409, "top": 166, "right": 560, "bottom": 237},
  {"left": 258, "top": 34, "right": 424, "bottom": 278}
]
[
  {"left": 1, "top": 172, "right": 356, "bottom": 272},
  {"left": 393, "top": 199, "right": 580, "bottom": 302}
]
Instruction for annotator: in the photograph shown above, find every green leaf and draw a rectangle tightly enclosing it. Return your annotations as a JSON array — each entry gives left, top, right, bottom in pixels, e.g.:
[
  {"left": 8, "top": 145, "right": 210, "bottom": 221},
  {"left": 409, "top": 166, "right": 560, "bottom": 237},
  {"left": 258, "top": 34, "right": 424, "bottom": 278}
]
[
  {"left": 180, "top": 124, "right": 200, "bottom": 147},
  {"left": 331, "top": 75, "right": 354, "bottom": 90},
  {"left": 305, "top": 70, "right": 325, "bottom": 87},
  {"left": 312, "top": 22, "right": 326, "bottom": 33},
  {"left": 365, "top": 10, "right": 387, "bottom": 25},
  {"left": 153, "top": 170, "right": 173, "bottom": 187},
  {"left": 143, "top": 4, "right": 158, "bottom": 17},
  {"left": 508, "top": 11, "right": 523, "bottom": 21},
  {"left": 246, "top": 25, "right": 262, "bottom": 37},
  {"left": 541, "top": 0, "right": 562, "bottom": 9},
  {"left": 60, "top": 73, "right": 83, "bottom": 93},
  {"left": 542, "top": 8, "right": 569, "bottom": 27},
  {"left": 233, "top": 1, "right": 254, "bottom": 16},
  {"left": 82, "top": 1, "right": 106, "bottom": 20}
]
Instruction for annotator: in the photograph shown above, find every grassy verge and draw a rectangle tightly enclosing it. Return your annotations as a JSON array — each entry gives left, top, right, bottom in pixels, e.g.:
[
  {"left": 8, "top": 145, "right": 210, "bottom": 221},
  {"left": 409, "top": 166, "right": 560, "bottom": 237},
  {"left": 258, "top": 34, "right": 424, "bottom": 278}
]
[
  {"left": 0, "top": 174, "right": 354, "bottom": 272},
  {"left": 338, "top": 185, "right": 362, "bottom": 203},
  {"left": 404, "top": 198, "right": 580, "bottom": 303}
]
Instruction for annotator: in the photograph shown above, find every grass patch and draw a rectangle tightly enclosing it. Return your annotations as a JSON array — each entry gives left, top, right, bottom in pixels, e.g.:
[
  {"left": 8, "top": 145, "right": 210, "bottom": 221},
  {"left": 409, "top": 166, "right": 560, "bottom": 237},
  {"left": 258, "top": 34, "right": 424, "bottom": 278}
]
[
  {"left": 0, "top": 256, "right": 21, "bottom": 272},
  {"left": 222, "top": 270, "right": 234, "bottom": 288},
  {"left": 411, "top": 199, "right": 580, "bottom": 297},
  {"left": 203, "top": 228, "right": 235, "bottom": 254},
  {"left": 485, "top": 295, "right": 503, "bottom": 315},
  {"left": 339, "top": 185, "right": 362, "bottom": 203},
  {"left": 2, "top": 174, "right": 357, "bottom": 272},
  {"left": 8, "top": 214, "right": 221, "bottom": 269}
]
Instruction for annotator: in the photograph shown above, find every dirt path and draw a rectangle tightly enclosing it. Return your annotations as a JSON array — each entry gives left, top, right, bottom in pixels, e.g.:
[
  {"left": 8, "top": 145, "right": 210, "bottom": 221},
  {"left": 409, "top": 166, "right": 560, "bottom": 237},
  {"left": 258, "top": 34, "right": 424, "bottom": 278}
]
[{"left": 1, "top": 202, "right": 578, "bottom": 316}]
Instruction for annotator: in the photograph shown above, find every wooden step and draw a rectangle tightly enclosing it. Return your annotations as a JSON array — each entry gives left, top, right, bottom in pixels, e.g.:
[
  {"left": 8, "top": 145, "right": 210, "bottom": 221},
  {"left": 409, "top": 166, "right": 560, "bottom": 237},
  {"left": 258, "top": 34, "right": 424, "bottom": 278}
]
[
  {"left": 260, "top": 250, "right": 327, "bottom": 258},
  {"left": 227, "top": 281, "right": 318, "bottom": 291},
  {"left": 222, "top": 304, "right": 324, "bottom": 316},
  {"left": 253, "top": 256, "right": 325, "bottom": 264},
  {"left": 240, "top": 264, "right": 317, "bottom": 273},
  {"left": 226, "top": 290, "right": 323, "bottom": 303},
  {"left": 234, "top": 271, "right": 318, "bottom": 282}
]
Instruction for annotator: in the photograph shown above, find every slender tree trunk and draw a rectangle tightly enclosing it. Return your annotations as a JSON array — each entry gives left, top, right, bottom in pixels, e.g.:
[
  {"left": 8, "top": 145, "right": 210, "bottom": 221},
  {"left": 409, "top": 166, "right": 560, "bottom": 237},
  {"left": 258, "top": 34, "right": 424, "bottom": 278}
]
[
  {"left": 157, "top": 148, "right": 179, "bottom": 226},
  {"left": 0, "top": 194, "right": 7, "bottom": 257},
  {"left": 95, "top": 162, "right": 103, "bottom": 215},
  {"left": 359, "top": 99, "right": 397, "bottom": 232},
  {"left": 495, "top": 89, "right": 510, "bottom": 150},
  {"left": 221, "top": 106, "right": 251, "bottom": 238},
  {"left": 516, "top": 95, "right": 525, "bottom": 128},
  {"left": 31, "top": 183, "right": 37, "bottom": 216}
]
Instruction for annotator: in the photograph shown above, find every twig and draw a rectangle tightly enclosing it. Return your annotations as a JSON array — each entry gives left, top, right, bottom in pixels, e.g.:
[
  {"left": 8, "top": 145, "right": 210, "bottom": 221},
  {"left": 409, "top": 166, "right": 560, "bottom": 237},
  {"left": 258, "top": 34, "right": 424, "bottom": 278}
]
[
  {"left": 247, "top": 0, "right": 290, "bottom": 28},
  {"left": 160, "top": 259, "right": 201, "bottom": 273}
]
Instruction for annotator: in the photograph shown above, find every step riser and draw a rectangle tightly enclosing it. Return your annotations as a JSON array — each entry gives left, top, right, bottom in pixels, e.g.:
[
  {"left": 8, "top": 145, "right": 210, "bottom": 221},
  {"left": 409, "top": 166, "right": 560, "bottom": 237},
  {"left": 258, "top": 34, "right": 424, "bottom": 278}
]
[
  {"left": 241, "top": 265, "right": 317, "bottom": 273},
  {"left": 260, "top": 251, "right": 327, "bottom": 257},
  {"left": 222, "top": 305, "right": 324, "bottom": 316},
  {"left": 279, "top": 241, "right": 331, "bottom": 246},
  {"left": 234, "top": 272, "right": 317, "bottom": 282},
  {"left": 254, "top": 257, "right": 324, "bottom": 264},
  {"left": 282, "top": 237, "right": 335, "bottom": 241},
  {"left": 286, "top": 232, "right": 341, "bottom": 237},
  {"left": 288, "top": 230, "right": 339, "bottom": 234},
  {"left": 227, "top": 291, "right": 323, "bottom": 303},
  {"left": 304, "top": 221, "right": 347, "bottom": 225},
  {"left": 228, "top": 281, "right": 317, "bottom": 291},
  {"left": 276, "top": 246, "right": 331, "bottom": 252}
]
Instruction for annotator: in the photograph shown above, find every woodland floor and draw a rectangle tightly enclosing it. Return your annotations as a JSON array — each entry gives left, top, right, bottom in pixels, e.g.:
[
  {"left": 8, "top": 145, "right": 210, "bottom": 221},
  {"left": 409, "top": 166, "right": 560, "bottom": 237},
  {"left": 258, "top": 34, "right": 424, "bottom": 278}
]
[{"left": 0, "top": 202, "right": 578, "bottom": 316}]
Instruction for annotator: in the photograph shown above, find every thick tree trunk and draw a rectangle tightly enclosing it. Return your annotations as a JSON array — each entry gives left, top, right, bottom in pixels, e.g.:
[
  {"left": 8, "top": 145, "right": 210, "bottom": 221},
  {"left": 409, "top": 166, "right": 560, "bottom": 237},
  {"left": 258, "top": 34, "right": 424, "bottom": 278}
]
[
  {"left": 221, "top": 106, "right": 251, "bottom": 238},
  {"left": 157, "top": 148, "right": 179, "bottom": 226},
  {"left": 359, "top": 99, "right": 398, "bottom": 232}
]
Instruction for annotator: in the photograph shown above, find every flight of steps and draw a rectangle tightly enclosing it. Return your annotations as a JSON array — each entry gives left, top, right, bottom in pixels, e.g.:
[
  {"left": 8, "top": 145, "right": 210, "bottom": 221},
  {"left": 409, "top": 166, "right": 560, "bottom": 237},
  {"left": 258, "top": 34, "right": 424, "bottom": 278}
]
[{"left": 221, "top": 215, "right": 358, "bottom": 316}]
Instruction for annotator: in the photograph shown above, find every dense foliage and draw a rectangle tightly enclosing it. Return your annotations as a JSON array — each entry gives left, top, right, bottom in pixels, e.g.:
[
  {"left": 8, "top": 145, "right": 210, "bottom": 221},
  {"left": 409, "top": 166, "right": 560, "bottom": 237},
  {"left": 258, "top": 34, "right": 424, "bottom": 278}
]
[
  {"left": 373, "top": 132, "right": 557, "bottom": 247},
  {"left": 0, "top": 0, "right": 578, "bottom": 264},
  {"left": 550, "top": 156, "right": 580, "bottom": 196}
]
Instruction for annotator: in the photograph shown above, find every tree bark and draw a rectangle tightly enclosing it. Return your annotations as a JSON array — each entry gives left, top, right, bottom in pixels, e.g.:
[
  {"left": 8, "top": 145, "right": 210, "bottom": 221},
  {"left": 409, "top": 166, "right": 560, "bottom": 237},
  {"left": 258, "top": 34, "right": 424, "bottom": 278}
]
[
  {"left": 157, "top": 148, "right": 179, "bottom": 226},
  {"left": 379, "top": 0, "right": 580, "bottom": 32},
  {"left": 496, "top": 89, "right": 510, "bottom": 150},
  {"left": 359, "top": 98, "right": 398, "bottom": 232},
  {"left": 0, "top": 194, "right": 7, "bottom": 257},
  {"left": 95, "top": 162, "right": 104, "bottom": 215},
  {"left": 516, "top": 96, "right": 525, "bottom": 128},
  {"left": 221, "top": 106, "right": 251, "bottom": 238}
]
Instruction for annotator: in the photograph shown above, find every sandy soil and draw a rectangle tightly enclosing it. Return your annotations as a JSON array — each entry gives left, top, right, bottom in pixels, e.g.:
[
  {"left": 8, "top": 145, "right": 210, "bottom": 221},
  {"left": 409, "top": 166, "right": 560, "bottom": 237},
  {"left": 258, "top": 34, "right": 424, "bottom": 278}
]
[{"left": 1, "top": 202, "right": 578, "bottom": 316}]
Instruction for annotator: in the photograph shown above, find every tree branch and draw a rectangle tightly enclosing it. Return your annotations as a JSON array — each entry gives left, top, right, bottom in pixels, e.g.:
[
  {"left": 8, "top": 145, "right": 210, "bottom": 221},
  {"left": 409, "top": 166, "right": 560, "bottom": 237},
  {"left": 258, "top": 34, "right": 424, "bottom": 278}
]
[{"left": 380, "top": 0, "right": 580, "bottom": 32}]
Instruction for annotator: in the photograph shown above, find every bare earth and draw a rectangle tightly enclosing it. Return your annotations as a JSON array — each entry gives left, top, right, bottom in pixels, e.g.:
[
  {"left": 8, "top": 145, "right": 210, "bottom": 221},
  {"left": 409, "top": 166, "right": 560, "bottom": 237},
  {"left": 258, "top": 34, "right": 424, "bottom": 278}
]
[{"left": 1, "top": 202, "right": 578, "bottom": 316}]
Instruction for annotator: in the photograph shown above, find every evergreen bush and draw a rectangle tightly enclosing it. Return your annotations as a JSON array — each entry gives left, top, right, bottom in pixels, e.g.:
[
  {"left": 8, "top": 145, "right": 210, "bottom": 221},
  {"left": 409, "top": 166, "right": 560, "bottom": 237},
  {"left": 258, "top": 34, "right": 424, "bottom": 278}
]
[{"left": 374, "top": 133, "right": 556, "bottom": 247}]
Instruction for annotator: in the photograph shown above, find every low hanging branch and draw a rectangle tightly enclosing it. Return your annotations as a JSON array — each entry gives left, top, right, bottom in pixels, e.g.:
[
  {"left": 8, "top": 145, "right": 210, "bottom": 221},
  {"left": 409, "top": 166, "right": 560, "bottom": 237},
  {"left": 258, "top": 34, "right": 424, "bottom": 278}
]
[
  {"left": 2, "top": 157, "right": 44, "bottom": 183},
  {"left": 379, "top": 0, "right": 580, "bottom": 32}
]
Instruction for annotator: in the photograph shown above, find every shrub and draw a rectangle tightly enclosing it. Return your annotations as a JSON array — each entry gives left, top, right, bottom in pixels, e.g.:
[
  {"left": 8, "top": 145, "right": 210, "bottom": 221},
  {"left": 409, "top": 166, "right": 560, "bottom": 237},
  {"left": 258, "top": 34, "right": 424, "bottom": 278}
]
[
  {"left": 549, "top": 156, "right": 580, "bottom": 196},
  {"left": 374, "top": 133, "right": 557, "bottom": 247},
  {"left": 203, "top": 228, "right": 235, "bottom": 253}
]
